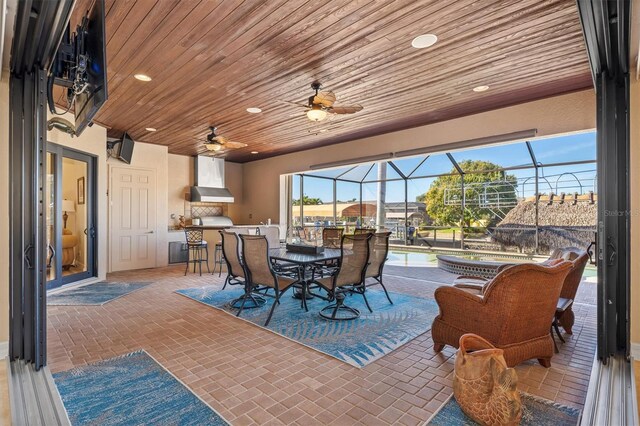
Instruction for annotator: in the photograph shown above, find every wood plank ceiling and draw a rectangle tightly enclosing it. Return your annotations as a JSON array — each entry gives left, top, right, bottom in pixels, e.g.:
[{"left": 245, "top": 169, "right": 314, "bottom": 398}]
[{"left": 62, "top": 0, "right": 591, "bottom": 163}]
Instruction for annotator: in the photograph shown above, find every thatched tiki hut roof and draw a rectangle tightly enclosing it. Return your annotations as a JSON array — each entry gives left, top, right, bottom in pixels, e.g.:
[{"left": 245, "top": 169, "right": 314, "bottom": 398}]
[{"left": 492, "top": 195, "right": 597, "bottom": 254}]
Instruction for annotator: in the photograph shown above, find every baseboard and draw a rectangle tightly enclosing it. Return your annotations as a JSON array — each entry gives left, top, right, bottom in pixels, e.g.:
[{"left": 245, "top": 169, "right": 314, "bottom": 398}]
[{"left": 0, "top": 341, "right": 7, "bottom": 358}]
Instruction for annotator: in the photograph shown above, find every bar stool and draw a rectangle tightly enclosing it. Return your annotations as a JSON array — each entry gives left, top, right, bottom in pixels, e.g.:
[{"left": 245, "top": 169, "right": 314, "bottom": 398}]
[
  {"left": 213, "top": 242, "right": 225, "bottom": 277},
  {"left": 184, "top": 229, "right": 210, "bottom": 276}
]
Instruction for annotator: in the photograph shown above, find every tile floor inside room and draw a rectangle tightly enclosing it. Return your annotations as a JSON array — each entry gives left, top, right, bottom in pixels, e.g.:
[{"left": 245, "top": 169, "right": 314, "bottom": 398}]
[{"left": 47, "top": 263, "right": 597, "bottom": 425}]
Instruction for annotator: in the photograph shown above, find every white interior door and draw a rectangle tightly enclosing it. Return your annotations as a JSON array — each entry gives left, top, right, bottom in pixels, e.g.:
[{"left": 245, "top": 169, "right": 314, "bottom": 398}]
[{"left": 110, "top": 167, "right": 157, "bottom": 271}]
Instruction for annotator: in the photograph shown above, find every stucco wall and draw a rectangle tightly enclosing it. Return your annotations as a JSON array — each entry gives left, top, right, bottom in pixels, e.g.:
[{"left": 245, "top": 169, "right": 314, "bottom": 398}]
[
  {"left": 239, "top": 90, "right": 596, "bottom": 226},
  {"left": 167, "top": 154, "right": 192, "bottom": 228},
  {"left": 225, "top": 161, "right": 244, "bottom": 224}
]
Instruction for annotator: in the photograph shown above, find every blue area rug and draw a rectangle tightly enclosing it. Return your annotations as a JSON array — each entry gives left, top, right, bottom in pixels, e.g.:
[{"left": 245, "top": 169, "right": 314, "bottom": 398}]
[
  {"left": 47, "top": 282, "right": 150, "bottom": 305},
  {"left": 427, "top": 393, "right": 581, "bottom": 425},
  {"left": 53, "top": 351, "right": 228, "bottom": 426},
  {"left": 176, "top": 287, "right": 439, "bottom": 367}
]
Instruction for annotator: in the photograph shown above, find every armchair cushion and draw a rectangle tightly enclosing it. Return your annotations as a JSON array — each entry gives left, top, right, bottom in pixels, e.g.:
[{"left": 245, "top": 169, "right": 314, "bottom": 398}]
[{"left": 62, "top": 233, "right": 78, "bottom": 249}]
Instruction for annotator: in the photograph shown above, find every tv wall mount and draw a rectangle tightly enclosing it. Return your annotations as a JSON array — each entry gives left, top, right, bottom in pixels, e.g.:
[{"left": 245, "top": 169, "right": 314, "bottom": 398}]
[{"left": 46, "top": 15, "right": 92, "bottom": 136}]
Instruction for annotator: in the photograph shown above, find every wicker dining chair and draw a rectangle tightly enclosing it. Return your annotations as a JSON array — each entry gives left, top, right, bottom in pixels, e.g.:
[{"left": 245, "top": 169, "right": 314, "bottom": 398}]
[
  {"left": 219, "top": 230, "right": 244, "bottom": 290},
  {"left": 239, "top": 234, "right": 298, "bottom": 326},
  {"left": 314, "top": 233, "right": 372, "bottom": 320},
  {"left": 365, "top": 231, "right": 393, "bottom": 304},
  {"left": 322, "top": 227, "right": 344, "bottom": 248}
]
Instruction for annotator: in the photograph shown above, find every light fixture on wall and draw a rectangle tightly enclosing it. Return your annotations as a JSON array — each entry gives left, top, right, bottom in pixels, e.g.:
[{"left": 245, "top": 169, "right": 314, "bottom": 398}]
[
  {"left": 306, "top": 104, "right": 327, "bottom": 122},
  {"left": 62, "top": 199, "right": 75, "bottom": 229}
]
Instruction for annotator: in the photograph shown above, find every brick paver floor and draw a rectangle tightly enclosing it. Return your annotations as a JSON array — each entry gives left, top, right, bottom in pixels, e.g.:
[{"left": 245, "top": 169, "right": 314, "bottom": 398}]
[{"left": 47, "top": 264, "right": 597, "bottom": 425}]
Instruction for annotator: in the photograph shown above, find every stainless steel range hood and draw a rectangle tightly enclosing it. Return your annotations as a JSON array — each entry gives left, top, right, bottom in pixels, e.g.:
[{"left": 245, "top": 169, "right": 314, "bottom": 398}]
[{"left": 190, "top": 156, "right": 234, "bottom": 203}]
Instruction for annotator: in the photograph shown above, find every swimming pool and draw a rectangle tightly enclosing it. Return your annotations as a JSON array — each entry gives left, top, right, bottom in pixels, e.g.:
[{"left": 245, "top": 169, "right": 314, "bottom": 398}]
[{"left": 386, "top": 251, "right": 438, "bottom": 267}]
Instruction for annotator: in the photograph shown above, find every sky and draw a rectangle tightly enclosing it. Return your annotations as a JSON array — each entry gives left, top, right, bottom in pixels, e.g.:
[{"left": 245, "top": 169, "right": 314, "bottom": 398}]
[{"left": 293, "top": 131, "right": 597, "bottom": 204}]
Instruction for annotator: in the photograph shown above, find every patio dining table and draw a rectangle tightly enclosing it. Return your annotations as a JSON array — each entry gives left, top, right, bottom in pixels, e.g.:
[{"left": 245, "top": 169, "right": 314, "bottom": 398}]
[{"left": 268, "top": 247, "right": 342, "bottom": 311}]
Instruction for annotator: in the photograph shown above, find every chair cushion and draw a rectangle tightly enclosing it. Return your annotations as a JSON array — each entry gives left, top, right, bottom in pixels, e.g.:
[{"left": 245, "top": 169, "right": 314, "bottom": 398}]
[{"left": 453, "top": 276, "right": 489, "bottom": 296}]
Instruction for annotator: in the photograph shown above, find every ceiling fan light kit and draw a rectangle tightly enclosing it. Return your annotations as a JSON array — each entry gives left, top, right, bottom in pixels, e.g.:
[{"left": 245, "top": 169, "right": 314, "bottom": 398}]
[
  {"left": 307, "top": 104, "right": 327, "bottom": 122},
  {"left": 301, "top": 81, "right": 362, "bottom": 122},
  {"left": 201, "top": 125, "right": 247, "bottom": 155}
]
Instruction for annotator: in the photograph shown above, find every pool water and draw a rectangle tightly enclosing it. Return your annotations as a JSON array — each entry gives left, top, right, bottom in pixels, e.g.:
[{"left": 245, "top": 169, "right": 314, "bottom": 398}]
[{"left": 387, "top": 251, "right": 438, "bottom": 267}]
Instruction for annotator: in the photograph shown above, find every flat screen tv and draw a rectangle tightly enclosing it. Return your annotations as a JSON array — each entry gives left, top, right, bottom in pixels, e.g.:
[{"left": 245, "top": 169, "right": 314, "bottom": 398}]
[
  {"left": 74, "top": 0, "right": 108, "bottom": 135},
  {"left": 117, "top": 132, "right": 135, "bottom": 164}
]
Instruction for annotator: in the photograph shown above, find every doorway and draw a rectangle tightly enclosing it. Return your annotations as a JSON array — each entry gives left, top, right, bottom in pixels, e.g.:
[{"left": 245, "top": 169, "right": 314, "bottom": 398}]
[
  {"left": 46, "top": 143, "right": 97, "bottom": 289},
  {"left": 109, "top": 166, "right": 157, "bottom": 272}
]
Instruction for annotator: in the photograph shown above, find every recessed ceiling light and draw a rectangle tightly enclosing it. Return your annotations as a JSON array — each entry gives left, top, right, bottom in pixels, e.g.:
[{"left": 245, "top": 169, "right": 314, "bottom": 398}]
[
  {"left": 145, "top": 127, "right": 157, "bottom": 132},
  {"left": 134, "top": 74, "right": 152, "bottom": 82},
  {"left": 411, "top": 34, "right": 438, "bottom": 49},
  {"left": 246, "top": 107, "right": 262, "bottom": 114},
  {"left": 473, "top": 85, "right": 490, "bottom": 92},
  {"left": 251, "top": 151, "right": 259, "bottom": 154}
]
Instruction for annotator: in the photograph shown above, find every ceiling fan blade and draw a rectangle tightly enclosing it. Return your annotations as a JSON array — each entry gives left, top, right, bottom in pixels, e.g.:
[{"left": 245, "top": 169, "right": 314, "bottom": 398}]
[
  {"left": 224, "top": 141, "right": 248, "bottom": 149},
  {"left": 313, "top": 91, "right": 336, "bottom": 107},
  {"left": 329, "top": 105, "right": 363, "bottom": 114}
]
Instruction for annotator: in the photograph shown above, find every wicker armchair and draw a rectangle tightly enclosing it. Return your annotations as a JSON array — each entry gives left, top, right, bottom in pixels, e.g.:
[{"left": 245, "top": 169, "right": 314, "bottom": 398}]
[
  {"left": 547, "top": 248, "right": 589, "bottom": 334},
  {"left": 432, "top": 261, "right": 572, "bottom": 368},
  {"left": 219, "top": 230, "right": 244, "bottom": 290},
  {"left": 454, "top": 247, "right": 589, "bottom": 334},
  {"left": 239, "top": 235, "right": 297, "bottom": 326},
  {"left": 364, "top": 231, "right": 393, "bottom": 304},
  {"left": 315, "top": 233, "right": 372, "bottom": 320}
]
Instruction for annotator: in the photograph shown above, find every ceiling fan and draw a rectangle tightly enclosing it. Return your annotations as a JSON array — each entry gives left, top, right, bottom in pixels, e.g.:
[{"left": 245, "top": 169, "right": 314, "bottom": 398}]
[
  {"left": 287, "top": 82, "right": 363, "bottom": 122},
  {"left": 202, "top": 126, "right": 247, "bottom": 154}
]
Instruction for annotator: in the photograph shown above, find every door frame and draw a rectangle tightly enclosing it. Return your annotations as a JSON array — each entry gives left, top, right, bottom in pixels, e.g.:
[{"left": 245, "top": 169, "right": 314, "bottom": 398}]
[
  {"left": 46, "top": 143, "right": 98, "bottom": 290},
  {"left": 577, "top": 0, "right": 630, "bottom": 360},
  {"left": 108, "top": 165, "right": 158, "bottom": 272}
]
